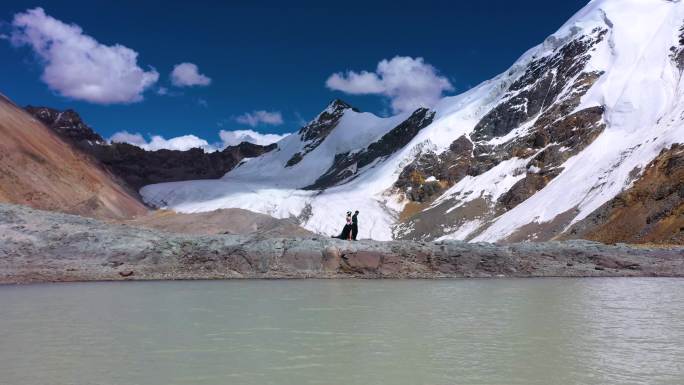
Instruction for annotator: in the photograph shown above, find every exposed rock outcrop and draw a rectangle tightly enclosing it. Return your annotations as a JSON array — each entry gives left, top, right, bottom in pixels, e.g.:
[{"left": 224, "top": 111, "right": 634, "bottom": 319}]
[
  {"left": 25, "top": 106, "right": 106, "bottom": 146},
  {"left": 471, "top": 28, "right": 606, "bottom": 141},
  {"left": 24, "top": 106, "right": 276, "bottom": 191},
  {"left": 564, "top": 144, "right": 684, "bottom": 244},
  {"left": 670, "top": 24, "right": 684, "bottom": 70},
  {"left": 90, "top": 141, "right": 275, "bottom": 191},
  {"left": 395, "top": 135, "right": 473, "bottom": 202},
  {"left": 1, "top": 203, "right": 682, "bottom": 284}
]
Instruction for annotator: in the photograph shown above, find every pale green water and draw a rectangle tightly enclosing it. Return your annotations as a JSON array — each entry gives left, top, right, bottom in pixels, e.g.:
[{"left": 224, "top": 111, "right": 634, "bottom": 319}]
[{"left": 1, "top": 279, "right": 684, "bottom": 385}]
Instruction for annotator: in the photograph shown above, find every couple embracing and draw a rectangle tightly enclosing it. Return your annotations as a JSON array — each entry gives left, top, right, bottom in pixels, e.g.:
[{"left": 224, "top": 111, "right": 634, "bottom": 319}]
[{"left": 335, "top": 210, "right": 359, "bottom": 240}]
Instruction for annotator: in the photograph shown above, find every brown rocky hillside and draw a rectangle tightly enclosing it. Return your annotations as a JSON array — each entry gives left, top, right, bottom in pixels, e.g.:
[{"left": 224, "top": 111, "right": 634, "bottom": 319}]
[
  {"left": 0, "top": 94, "right": 147, "bottom": 219},
  {"left": 565, "top": 144, "right": 684, "bottom": 245}
]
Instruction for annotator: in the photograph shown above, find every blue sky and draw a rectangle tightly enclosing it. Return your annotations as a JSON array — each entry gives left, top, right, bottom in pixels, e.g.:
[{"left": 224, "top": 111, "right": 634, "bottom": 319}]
[{"left": 0, "top": 0, "right": 588, "bottom": 149}]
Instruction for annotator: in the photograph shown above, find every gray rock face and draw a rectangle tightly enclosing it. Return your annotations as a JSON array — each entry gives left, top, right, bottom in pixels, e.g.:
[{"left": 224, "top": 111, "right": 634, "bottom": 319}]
[
  {"left": 471, "top": 28, "right": 606, "bottom": 141},
  {"left": 395, "top": 135, "right": 473, "bottom": 202},
  {"left": 1, "top": 203, "right": 682, "bottom": 284}
]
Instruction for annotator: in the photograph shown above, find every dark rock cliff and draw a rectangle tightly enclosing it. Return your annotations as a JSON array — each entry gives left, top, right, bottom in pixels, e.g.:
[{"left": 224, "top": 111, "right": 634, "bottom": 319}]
[
  {"left": 91, "top": 141, "right": 276, "bottom": 190},
  {"left": 26, "top": 106, "right": 106, "bottom": 145},
  {"left": 24, "top": 106, "right": 276, "bottom": 192}
]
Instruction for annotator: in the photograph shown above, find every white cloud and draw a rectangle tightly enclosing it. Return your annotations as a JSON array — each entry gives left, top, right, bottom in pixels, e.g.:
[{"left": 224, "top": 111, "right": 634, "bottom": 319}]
[
  {"left": 109, "top": 131, "right": 147, "bottom": 147},
  {"left": 170, "top": 62, "right": 211, "bottom": 87},
  {"left": 110, "top": 131, "right": 217, "bottom": 152},
  {"left": 326, "top": 56, "right": 453, "bottom": 113},
  {"left": 9, "top": 7, "right": 159, "bottom": 104},
  {"left": 235, "top": 110, "right": 283, "bottom": 127},
  {"left": 219, "top": 129, "right": 290, "bottom": 147},
  {"left": 156, "top": 86, "right": 182, "bottom": 97},
  {"left": 326, "top": 71, "right": 384, "bottom": 94},
  {"left": 109, "top": 129, "right": 290, "bottom": 152}
]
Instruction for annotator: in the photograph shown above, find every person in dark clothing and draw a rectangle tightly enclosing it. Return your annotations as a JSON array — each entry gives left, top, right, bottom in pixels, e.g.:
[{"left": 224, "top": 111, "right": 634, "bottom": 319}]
[
  {"left": 351, "top": 210, "right": 359, "bottom": 240},
  {"left": 333, "top": 211, "right": 353, "bottom": 240}
]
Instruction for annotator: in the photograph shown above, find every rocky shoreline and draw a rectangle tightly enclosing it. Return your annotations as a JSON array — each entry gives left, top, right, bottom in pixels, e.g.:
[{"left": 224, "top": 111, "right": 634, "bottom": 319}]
[{"left": 1, "top": 203, "right": 683, "bottom": 284}]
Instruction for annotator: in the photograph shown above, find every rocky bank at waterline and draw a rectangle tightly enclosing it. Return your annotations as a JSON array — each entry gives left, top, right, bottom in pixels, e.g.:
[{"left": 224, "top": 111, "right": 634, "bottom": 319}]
[{"left": 1, "top": 203, "right": 682, "bottom": 284}]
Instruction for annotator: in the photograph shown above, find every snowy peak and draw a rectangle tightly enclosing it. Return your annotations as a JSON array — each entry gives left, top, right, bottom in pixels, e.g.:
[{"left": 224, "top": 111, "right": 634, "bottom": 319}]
[
  {"left": 286, "top": 99, "right": 359, "bottom": 167},
  {"left": 299, "top": 99, "right": 358, "bottom": 141},
  {"left": 307, "top": 107, "right": 435, "bottom": 190}
]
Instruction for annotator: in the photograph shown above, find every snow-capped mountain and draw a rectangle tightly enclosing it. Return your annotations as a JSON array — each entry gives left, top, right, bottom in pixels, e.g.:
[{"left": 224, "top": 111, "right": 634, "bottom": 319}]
[{"left": 142, "top": 0, "right": 684, "bottom": 243}]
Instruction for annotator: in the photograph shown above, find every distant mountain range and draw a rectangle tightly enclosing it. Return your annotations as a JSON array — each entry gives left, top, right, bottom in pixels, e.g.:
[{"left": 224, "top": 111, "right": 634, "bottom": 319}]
[
  {"left": 0, "top": 95, "right": 277, "bottom": 221},
  {"left": 25, "top": 106, "right": 276, "bottom": 191}
]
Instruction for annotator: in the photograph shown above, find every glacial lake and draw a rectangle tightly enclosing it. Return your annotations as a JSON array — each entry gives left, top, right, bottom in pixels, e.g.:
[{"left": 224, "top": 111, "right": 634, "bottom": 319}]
[{"left": 1, "top": 279, "right": 683, "bottom": 385}]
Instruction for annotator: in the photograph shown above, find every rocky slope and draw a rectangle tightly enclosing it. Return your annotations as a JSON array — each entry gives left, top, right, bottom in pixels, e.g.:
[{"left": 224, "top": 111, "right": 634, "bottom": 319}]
[
  {"left": 0, "top": 95, "right": 147, "bottom": 219},
  {"left": 140, "top": 0, "right": 684, "bottom": 245},
  {"left": 1, "top": 203, "right": 682, "bottom": 284},
  {"left": 125, "top": 208, "right": 313, "bottom": 237},
  {"left": 564, "top": 144, "right": 684, "bottom": 244},
  {"left": 25, "top": 106, "right": 276, "bottom": 191}
]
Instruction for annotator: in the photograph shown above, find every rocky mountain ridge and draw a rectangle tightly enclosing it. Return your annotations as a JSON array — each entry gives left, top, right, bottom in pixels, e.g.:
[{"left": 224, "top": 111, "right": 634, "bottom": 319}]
[
  {"left": 286, "top": 99, "right": 358, "bottom": 167},
  {"left": 24, "top": 106, "right": 276, "bottom": 191},
  {"left": 25, "top": 105, "right": 106, "bottom": 145}
]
